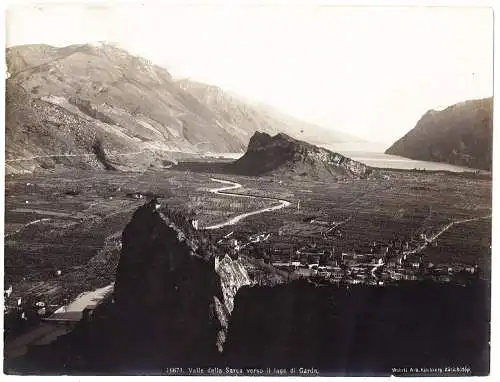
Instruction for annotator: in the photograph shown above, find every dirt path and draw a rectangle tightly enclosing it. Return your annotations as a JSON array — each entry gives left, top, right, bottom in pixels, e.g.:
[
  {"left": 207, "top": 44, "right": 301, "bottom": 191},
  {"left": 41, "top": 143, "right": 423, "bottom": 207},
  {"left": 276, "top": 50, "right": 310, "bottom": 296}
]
[{"left": 404, "top": 214, "right": 492, "bottom": 255}]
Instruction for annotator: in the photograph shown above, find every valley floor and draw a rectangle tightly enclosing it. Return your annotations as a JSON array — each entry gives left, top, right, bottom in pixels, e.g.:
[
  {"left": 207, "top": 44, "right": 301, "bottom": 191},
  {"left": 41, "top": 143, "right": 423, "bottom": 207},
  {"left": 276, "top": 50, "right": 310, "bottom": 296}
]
[{"left": 3, "top": 165, "right": 492, "bottom": 365}]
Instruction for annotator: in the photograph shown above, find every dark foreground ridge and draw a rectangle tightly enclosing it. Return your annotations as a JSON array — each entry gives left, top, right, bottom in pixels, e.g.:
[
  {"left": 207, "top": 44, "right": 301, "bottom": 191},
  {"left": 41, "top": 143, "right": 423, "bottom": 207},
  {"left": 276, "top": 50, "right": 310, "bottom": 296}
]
[{"left": 5, "top": 201, "right": 490, "bottom": 376}]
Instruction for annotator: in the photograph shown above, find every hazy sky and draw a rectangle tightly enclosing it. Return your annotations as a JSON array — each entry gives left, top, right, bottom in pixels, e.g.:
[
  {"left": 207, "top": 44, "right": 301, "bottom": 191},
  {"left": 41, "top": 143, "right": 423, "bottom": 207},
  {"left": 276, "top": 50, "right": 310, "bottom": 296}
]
[{"left": 5, "top": 4, "right": 493, "bottom": 144}]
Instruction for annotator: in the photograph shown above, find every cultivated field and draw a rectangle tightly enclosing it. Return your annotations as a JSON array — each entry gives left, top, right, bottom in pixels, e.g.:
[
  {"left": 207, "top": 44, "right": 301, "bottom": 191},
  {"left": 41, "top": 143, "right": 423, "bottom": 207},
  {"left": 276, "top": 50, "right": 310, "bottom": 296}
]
[
  {"left": 423, "top": 218, "right": 492, "bottom": 274},
  {"left": 4, "top": 165, "right": 492, "bottom": 309},
  {"left": 228, "top": 171, "right": 491, "bottom": 260}
]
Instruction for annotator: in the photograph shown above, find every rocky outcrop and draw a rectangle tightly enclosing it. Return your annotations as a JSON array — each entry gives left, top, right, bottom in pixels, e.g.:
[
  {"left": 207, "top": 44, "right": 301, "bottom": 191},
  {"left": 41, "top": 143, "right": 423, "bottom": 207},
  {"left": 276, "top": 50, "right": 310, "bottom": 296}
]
[
  {"left": 113, "top": 200, "right": 251, "bottom": 363},
  {"left": 230, "top": 131, "right": 373, "bottom": 178},
  {"left": 213, "top": 255, "right": 252, "bottom": 350},
  {"left": 386, "top": 97, "right": 493, "bottom": 171}
]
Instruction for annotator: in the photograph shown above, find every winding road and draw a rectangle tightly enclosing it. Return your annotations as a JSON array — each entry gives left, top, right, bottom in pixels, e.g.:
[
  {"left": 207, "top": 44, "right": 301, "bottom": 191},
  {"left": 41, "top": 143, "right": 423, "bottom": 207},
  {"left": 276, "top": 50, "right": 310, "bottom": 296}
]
[
  {"left": 203, "top": 178, "right": 292, "bottom": 230},
  {"left": 4, "top": 218, "right": 51, "bottom": 239},
  {"left": 6, "top": 151, "right": 146, "bottom": 162}
]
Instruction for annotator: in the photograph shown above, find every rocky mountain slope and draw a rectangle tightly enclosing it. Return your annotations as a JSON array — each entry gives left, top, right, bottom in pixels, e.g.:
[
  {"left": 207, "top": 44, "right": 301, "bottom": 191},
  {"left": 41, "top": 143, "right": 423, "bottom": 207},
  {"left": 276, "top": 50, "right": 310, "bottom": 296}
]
[
  {"left": 385, "top": 97, "right": 493, "bottom": 171},
  {"left": 178, "top": 79, "right": 362, "bottom": 147},
  {"left": 230, "top": 131, "right": 372, "bottom": 178},
  {"left": 6, "top": 43, "right": 354, "bottom": 174}
]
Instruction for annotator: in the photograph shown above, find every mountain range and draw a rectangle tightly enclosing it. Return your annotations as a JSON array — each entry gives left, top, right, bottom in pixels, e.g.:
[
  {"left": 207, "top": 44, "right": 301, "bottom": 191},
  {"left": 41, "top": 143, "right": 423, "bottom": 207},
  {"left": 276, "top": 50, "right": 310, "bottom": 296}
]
[
  {"left": 386, "top": 97, "right": 493, "bottom": 171},
  {"left": 5, "top": 43, "right": 358, "bottom": 174}
]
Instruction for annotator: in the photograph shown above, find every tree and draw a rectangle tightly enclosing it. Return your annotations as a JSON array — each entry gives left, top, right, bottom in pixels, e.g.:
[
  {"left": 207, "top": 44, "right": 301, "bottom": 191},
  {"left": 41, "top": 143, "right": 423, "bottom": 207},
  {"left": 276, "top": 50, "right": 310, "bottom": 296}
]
[
  {"left": 254, "top": 246, "right": 264, "bottom": 260},
  {"left": 319, "top": 253, "right": 329, "bottom": 266}
]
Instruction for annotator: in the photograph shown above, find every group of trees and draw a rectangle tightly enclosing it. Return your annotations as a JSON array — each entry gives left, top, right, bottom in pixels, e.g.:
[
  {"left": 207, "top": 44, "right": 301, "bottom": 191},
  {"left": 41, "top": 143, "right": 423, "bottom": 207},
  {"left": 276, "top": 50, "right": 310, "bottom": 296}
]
[{"left": 249, "top": 246, "right": 274, "bottom": 264}]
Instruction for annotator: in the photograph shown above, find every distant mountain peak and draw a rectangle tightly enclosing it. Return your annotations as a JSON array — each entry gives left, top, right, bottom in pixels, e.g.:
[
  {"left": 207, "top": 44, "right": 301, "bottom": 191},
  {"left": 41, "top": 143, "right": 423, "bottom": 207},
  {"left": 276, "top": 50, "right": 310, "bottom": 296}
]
[
  {"left": 177, "top": 78, "right": 366, "bottom": 146},
  {"left": 386, "top": 97, "right": 493, "bottom": 171}
]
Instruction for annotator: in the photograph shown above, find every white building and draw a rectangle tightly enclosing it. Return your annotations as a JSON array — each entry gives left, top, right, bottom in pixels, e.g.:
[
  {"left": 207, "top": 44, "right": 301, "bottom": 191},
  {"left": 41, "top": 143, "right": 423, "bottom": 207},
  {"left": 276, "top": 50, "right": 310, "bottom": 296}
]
[{"left": 191, "top": 219, "right": 199, "bottom": 230}]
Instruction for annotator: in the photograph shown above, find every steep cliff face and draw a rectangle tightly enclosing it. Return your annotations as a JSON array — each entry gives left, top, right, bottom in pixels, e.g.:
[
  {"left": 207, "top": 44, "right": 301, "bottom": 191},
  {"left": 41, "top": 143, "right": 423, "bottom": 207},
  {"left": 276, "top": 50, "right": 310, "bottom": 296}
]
[
  {"left": 386, "top": 98, "right": 493, "bottom": 171},
  {"left": 230, "top": 131, "right": 372, "bottom": 178},
  {"left": 213, "top": 255, "right": 252, "bottom": 350},
  {"left": 113, "top": 200, "right": 252, "bottom": 361}
]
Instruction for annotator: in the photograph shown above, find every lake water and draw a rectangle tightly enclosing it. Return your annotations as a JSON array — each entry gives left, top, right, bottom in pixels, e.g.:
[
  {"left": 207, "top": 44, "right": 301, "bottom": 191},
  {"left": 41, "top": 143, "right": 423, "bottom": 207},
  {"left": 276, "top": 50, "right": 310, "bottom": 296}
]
[
  {"left": 338, "top": 151, "right": 479, "bottom": 173},
  {"left": 320, "top": 143, "right": 481, "bottom": 172}
]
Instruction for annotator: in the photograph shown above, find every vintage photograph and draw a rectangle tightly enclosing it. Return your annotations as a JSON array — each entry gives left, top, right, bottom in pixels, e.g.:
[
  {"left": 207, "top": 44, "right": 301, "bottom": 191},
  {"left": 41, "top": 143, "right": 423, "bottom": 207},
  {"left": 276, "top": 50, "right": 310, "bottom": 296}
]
[{"left": 3, "top": 3, "right": 493, "bottom": 376}]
